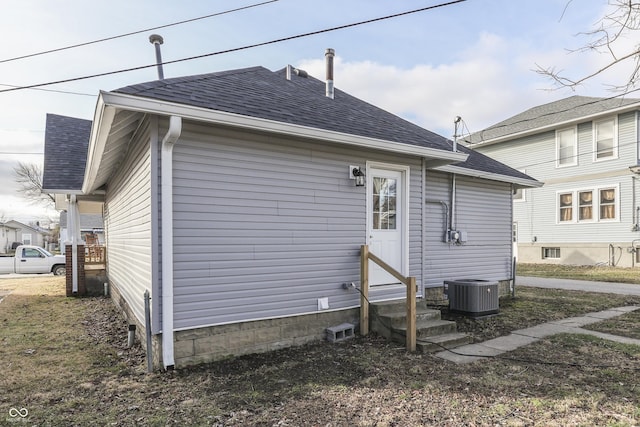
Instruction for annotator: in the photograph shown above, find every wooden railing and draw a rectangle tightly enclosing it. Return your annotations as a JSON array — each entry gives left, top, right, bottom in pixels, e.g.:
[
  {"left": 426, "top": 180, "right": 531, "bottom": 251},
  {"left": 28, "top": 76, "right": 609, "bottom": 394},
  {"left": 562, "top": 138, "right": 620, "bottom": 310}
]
[
  {"left": 360, "top": 245, "right": 417, "bottom": 352},
  {"left": 85, "top": 245, "right": 106, "bottom": 265}
]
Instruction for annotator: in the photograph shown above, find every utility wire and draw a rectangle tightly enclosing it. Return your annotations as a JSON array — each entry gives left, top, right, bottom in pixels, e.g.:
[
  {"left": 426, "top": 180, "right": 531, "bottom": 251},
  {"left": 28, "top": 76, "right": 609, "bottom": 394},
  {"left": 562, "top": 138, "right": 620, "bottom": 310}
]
[
  {"left": 0, "top": 0, "right": 279, "bottom": 64},
  {"left": 0, "top": 84, "right": 94, "bottom": 97},
  {"left": 0, "top": 0, "right": 467, "bottom": 94}
]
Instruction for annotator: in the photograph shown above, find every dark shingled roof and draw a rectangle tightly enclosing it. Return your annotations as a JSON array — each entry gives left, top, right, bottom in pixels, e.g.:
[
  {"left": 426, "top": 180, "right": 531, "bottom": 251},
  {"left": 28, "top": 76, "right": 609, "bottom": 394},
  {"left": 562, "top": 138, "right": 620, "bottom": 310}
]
[
  {"left": 113, "top": 66, "right": 534, "bottom": 183},
  {"left": 466, "top": 95, "right": 640, "bottom": 144},
  {"left": 42, "top": 66, "right": 538, "bottom": 189},
  {"left": 114, "top": 66, "right": 456, "bottom": 152},
  {"left": 42, "top": 114, "right": 92, "bottom": 191}
]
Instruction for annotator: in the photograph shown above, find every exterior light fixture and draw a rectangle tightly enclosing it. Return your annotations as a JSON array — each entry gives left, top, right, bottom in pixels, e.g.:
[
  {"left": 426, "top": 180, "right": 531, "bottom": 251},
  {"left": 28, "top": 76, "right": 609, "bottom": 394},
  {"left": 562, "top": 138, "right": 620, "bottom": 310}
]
[{"left": 352, "top": 166, "right": 365, "bottom": 187}]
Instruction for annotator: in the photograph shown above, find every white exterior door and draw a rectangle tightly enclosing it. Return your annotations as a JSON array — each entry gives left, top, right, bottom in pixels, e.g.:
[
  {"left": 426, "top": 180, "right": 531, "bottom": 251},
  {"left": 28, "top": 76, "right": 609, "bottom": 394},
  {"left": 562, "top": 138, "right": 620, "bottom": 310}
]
[{"left": 367, "top": 165, "right": 408, "bottom": 286}]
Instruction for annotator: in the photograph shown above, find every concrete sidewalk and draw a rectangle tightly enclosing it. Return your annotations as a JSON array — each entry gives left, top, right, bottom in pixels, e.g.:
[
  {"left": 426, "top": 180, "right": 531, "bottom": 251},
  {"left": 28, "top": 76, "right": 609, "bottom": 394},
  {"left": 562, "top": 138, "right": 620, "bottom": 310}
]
[
  {"left": 516, "top": 276, "right": 640, "bottom": 296},
  {"left": 435, "top": 305, "right": 640, "bottom": 364}
]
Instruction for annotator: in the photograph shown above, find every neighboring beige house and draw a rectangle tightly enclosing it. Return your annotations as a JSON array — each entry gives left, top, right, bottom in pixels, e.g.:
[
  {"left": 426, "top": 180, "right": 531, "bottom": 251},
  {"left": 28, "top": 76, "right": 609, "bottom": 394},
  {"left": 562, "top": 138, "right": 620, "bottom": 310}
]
[
  {"left": 0, "top": 222, "right": 19, "bottom": 254},
  {"left": 0, "top": 220, "right": 49, "bottom": 252},
  {"left": 467, "top": 95, "right": 640, "bottom": 267}
]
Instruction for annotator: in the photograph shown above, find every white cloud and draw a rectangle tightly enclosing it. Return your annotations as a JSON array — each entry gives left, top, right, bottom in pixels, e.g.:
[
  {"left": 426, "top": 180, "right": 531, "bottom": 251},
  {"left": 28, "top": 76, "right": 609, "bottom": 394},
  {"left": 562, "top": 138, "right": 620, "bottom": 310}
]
[{"left": 298, "top": 32, "right": 558, "bottom": 137}]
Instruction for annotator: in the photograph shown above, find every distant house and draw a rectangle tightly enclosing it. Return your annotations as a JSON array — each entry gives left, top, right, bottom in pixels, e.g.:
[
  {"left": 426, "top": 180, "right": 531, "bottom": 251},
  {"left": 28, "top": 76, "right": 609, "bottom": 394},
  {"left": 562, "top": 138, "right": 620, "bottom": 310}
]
[
  {"left": 0, "top": 220, "right": 49, "bottom": 251},
  {"left": 0, "top": 222, "right": 19, "bottom": 254},
  {"left": 42, "top": 61, "right": 539, "bottom": 369},
  {"left": 59, "top": 211, "right": 104, "bottom": 253},
  {"left": 466, "top": 95, "right": 640, "bottom": 267}
]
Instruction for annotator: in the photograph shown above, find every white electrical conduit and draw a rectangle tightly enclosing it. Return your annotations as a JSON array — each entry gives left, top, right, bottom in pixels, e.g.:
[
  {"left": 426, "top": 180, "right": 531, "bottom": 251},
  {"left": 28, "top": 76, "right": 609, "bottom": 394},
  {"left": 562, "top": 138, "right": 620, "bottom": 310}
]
[{"left": 161, "top": 116, "right": 182, "bottom": 370}]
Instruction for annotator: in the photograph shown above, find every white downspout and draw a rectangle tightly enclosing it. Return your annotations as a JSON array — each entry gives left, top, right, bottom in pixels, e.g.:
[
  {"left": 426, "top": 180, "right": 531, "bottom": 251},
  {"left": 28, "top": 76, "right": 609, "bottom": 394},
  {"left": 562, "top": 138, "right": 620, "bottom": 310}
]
[
  {"left": 161, "top": 116, "right": 182, "bottom": 370},
  {"left": 69, "top": 195, "right": 79, "bottom": 293}
]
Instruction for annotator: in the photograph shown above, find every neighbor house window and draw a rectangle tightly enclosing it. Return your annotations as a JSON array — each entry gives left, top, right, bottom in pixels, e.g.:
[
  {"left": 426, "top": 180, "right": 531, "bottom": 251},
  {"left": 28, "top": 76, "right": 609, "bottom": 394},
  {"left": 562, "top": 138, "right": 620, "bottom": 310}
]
[
  {"left": 558, "top": 186, "right": 619, "bottom": 224},
  {"left": 578, "top": 190, "right": 593, "bottom": 221},
  {"left": 22, "top": 233, "right": 32, "bottom": 245},
  {"left": 543, "top": 247, "right": 561, "bottom": 259},
  {"left": 594, "top": 118, "right": 617, "bottom": 161},
  {"left": 559, "top": 193, "right": 573, "bottom": 222},
  {"left": 599, "top": 188, "right": 617, "bottom": 220},
  {"left": 557, "top": 127, "right": 577, "bottom": 167}
]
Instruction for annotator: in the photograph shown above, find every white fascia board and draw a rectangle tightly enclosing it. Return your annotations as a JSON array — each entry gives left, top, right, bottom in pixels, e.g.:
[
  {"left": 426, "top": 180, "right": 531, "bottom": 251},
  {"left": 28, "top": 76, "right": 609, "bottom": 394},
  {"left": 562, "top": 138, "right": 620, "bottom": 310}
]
[
  {"left": 41, "top": 188, "right": 84, "bottom": 195},
  {"left": 472, "top": 101, "right": 640, "bottom": 148},
  {"left": 82, "top": 94, "right": 116, "bottom": 194},
  {"left": 99, "top": 91, "right": 468, "bottom": 163},
  {"left": 434, "top": 164, "right": 544, "bottom": 188}
]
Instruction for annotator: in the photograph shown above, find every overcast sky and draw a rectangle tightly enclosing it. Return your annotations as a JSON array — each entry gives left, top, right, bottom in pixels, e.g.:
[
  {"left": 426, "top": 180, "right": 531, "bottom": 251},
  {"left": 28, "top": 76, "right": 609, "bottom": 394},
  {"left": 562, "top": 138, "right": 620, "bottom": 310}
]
[{"left": 0, "top": 0, "right": 634, "bottom": 223}]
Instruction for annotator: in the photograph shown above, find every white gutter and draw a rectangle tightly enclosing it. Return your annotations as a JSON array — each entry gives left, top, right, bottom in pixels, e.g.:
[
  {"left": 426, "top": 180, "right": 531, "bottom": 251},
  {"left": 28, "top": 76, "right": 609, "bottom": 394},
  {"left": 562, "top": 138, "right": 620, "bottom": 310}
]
[
  {"left": 98, "top": 91, "right": 468, "bottom": 164},
  {"left": 434, "top": 164, "right": 544, "bottom": 188},
  {"left": 161, "top": 115, "right": 182, "bottom": 370}
]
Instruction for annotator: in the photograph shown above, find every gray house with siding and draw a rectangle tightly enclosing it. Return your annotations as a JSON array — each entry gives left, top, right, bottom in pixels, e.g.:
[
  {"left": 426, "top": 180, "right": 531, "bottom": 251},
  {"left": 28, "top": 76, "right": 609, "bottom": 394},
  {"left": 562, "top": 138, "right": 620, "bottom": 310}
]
[
  {"left": 466, "top": 95, "right": 640, "bottom": 267},
  {"left": 43, "top": 63, "right": 538, "bottom": 369}
]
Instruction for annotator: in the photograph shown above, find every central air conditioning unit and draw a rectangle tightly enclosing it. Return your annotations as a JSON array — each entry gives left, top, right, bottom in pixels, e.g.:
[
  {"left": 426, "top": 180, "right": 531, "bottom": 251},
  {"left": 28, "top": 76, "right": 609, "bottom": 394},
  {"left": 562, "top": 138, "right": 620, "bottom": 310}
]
[{"left": 445, "top": 279, "right": 499, "bottom": 316}]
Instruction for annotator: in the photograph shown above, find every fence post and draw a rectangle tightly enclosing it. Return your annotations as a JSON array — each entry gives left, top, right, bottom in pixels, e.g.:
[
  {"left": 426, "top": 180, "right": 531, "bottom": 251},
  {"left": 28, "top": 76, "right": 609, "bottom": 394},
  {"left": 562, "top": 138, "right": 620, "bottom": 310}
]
[
  {"left": 406, "top": 276, "right": 416, "bottom": 352},
  {"left": 360, "top": 244, "right": 369, "bottom": 336}
]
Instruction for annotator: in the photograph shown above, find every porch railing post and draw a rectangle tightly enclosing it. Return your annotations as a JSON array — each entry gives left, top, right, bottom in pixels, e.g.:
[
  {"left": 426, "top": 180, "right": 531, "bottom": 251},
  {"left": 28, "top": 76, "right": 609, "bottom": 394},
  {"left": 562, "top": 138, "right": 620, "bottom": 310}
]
[
  {"left": 406, "top": 276, "right": 416, "bottom": 352},
  {"left": 360, "top": 244, "right": 369, "bottom": 336}
]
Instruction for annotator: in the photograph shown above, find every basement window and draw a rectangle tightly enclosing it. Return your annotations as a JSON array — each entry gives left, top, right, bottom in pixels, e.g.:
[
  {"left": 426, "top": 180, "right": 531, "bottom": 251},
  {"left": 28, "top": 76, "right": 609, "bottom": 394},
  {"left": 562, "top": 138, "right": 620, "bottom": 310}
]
[{"left": 542, "top": 247, "right": 561, "bottom": 259}]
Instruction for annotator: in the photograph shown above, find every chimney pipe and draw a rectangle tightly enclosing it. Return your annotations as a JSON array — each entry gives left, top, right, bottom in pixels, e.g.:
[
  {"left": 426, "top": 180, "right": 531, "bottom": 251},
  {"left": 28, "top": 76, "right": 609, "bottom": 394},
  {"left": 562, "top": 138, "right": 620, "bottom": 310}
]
[
  {"left": 325, "top": 48, "right": 335, "bottom": 99},
  {"left": 149, "top": 34, "right": 165, "bottom": 80}
]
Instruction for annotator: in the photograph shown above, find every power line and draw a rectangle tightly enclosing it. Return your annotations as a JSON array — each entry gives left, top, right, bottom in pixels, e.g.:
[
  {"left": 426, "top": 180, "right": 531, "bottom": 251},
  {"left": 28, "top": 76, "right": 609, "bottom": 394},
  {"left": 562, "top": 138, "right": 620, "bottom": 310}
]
[
  {"left": 0, "top": 84, "right": 94, "bottom": 97},
  {"left": 0, "top": 0, "right": 279, "bottom": 64},
  {"left": 0, "top": 0, "right": 468, "bottom": 94}
]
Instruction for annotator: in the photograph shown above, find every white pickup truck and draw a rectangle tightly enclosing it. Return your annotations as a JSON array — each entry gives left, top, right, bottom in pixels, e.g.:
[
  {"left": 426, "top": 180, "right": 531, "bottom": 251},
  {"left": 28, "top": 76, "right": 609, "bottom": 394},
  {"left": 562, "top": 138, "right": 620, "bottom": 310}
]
[{"left": 0, "top": 245, "right": 66, "bottom": 275}]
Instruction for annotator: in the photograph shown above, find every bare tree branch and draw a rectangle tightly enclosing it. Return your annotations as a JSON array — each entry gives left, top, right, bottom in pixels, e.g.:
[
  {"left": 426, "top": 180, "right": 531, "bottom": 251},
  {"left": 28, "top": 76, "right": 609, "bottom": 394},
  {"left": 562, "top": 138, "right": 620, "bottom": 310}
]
[
  {"left": 537, "top": 0, "right": 640, "bottom": 92},
  {"left": 13, "top": 162, "right": 55, "bottom": 206}
]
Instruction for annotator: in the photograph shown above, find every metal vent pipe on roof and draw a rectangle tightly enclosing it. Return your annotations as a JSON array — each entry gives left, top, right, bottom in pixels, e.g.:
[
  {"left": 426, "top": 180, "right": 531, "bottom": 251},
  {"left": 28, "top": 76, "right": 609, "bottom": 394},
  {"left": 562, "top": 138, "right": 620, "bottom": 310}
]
[
  {"left": 149, "top": 34, "right": 165, "bottom": 80},
  {"left": 325, "top": 48, "right": 335, "bottom": 99}
]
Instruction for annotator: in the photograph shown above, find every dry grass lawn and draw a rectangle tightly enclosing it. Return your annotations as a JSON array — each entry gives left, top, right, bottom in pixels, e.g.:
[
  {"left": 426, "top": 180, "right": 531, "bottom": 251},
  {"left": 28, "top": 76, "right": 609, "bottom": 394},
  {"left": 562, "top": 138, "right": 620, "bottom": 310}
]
[{"left": 1, "top": 276, "right": 639, "bottom": 426}]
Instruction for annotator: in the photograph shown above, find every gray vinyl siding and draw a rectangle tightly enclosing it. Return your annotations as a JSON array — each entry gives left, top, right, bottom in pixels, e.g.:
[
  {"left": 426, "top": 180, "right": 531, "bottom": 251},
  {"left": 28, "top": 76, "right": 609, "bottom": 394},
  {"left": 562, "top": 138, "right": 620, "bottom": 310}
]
[
  {"left": 171, "top": 123, "right": 424, "bottom": 330},
  {"left": 104, "top": 122, "right": 152, "bottom": 325},
  {"left": 476, "top": 110, "right": 640, "bottom": 247},
  {"left": 424, "top": 171, "right": 513, "bottom": 288}
]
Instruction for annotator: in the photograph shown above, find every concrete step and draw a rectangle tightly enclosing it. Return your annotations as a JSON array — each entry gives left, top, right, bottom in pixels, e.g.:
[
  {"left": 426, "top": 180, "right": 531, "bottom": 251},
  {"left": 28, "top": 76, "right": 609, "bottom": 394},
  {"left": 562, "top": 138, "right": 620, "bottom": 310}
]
[
  {"left": 369, "top": 299, "right": 471, "bottom": 351},
  {"left": 391, "top": 319, "right": 459, "bottom": 342},
  {"left": 416, "top": 333, "right": 473, "bottom": 353},
  {"left": 369, "top": 299, "right": 431, "bottom": 316}
]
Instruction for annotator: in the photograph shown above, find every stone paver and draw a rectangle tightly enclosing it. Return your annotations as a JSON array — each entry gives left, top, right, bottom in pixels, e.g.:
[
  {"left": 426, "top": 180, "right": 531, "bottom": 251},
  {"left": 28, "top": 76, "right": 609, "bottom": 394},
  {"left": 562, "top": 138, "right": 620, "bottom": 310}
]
[{"left": 435, "top": 305, "right": 640, "bottom": 364}]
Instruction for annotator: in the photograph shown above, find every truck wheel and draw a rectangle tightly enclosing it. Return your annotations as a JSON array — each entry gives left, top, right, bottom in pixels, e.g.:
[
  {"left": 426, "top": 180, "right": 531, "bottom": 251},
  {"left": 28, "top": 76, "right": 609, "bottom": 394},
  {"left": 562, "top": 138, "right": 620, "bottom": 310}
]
[{"left": 53, "top": 265, "right": 66, "bottom": 276}]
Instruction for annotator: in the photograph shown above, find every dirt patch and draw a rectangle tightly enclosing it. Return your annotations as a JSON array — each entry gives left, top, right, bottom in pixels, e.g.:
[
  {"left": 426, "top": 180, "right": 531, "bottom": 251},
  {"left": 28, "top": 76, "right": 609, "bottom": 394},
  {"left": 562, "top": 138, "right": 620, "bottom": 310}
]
[{"left": 2, "top": 277, "right": 639, "bottom": 426}]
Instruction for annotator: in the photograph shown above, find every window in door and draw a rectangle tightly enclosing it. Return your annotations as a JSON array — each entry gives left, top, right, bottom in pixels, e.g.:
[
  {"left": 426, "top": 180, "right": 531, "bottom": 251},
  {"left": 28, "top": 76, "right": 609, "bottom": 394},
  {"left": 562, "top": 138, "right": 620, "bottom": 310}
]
[
  {"left": 22, "top": 248, "right": 43, "bottom": 258},
  {"left": 372, "top": 177, "right": 397, "bottom": 230}
]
